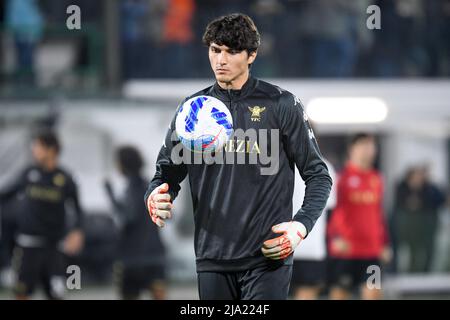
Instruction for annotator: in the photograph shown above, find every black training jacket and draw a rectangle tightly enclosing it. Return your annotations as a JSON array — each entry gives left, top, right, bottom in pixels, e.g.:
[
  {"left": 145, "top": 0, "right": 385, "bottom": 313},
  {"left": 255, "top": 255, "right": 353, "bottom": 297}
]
[
  {"left": 0, "top": 165, "right": 83, "bottom": 243},
  {"left": 145, "top": 76, "right": 332, "bottom": 272}
]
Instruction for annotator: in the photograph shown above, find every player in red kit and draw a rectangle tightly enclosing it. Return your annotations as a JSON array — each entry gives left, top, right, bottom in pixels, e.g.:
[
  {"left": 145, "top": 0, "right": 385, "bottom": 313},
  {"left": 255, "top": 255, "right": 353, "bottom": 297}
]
[{"left": 327, "top": 133, "right": 391, "bottom": 300}]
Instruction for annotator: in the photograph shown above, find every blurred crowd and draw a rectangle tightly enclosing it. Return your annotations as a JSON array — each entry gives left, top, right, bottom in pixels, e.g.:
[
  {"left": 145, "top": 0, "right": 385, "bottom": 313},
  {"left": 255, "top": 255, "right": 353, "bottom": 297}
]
[{"left": 0, "top": 0, "right": 450, "bottom": 86}]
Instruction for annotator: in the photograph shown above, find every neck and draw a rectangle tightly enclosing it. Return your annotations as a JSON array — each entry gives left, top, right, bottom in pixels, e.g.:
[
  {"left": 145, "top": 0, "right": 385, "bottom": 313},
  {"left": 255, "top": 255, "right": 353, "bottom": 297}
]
[
  {"left": 41, "top": 158, "right": 57, "bottom": 171},
  {"left": 349, "top": 159, "right": 371, "bottom": 171},
  {"left": 217, "top": 70, "right": 250, "bottom": 90}
]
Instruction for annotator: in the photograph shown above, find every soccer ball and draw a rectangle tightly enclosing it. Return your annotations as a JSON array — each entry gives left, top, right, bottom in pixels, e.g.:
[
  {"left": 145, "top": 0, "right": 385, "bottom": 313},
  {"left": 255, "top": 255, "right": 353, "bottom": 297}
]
[{"left": 175, "top": 95, "right": 233, "bottom": 153}]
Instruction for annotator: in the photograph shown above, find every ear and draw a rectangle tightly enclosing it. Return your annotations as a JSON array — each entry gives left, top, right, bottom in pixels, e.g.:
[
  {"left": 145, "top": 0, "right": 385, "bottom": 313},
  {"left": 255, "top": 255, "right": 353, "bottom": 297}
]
[{"left": 247, "top": 50, "right": 257, "bottom": 65}]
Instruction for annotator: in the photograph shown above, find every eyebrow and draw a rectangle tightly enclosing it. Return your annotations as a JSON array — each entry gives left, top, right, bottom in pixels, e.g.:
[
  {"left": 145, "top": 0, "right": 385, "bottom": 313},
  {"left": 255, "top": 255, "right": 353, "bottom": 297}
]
[{"left": 210, "top": 44, "right": 238, "bottom": 52}]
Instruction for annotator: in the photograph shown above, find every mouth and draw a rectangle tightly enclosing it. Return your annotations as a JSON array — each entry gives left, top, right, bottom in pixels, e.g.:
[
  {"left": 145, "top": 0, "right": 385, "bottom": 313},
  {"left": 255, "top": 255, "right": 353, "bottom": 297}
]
[{"left": 216, "top": 68, "right": 229, "bottom": 74}]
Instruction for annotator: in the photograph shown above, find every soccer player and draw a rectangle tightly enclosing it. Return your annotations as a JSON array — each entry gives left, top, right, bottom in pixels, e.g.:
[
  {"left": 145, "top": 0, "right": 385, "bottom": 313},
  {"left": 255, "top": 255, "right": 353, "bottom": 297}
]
[
  {"left": 327, "top": 133, "right": 390, "bottom": 300},
  {"left": 104, "top": 146, "right": 167, "bottom": 300},
  {"left": 145, "top": 13, "right": 332, "bottom": 300},
  {"left": 0, "top": 130, "right": 84, "bottom": 299}
]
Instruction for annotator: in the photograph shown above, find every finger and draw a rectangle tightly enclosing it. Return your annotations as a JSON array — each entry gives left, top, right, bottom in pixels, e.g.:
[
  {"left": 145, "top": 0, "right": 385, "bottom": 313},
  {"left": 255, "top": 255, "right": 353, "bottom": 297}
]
[
  {"left": 261, "top": 245, "right": 280, "bottom": 255},
  {"left": 279, "top": 248, "right": 293, "bottom": 259},
  {"left": 272, "top": 222, "right": 289, "bottom": 233},
  {"left": 155, "top": 218, "right": 165, "bottom": 228},
  {"left": 155, "top": 201, "right": 172, "bottom": 210},
  {"left": 263, "top": 235, "right": 289, "bottom": 249},
  {"left": 151, "top": 214, "right": 165, "bottom": 228},
  {"left": 263, "top": 243, "right": 291, "bottom": 257},
  {"left": 261, "top": 240, "right": 291, "bottom": 255},
  {"left": 263, "top": 236, "right": 283, "bottom": 248},
  {"left": 265, "top": 252, "right": 283, "bottom": 260},
  {"left": 154, "top": 209, "right": 171, "bottom": 220},
  {"left": 158, "top": 183, "right": 169, "bottom": 193},
  {"left": 153, "top": 193, "right": 171, "bottom": 203},
  {"left": 261, "top": 245, "right": 282, "bottom": 256},
  {"left": 265, "top": 247, "right": 292, "bottom": 260}
]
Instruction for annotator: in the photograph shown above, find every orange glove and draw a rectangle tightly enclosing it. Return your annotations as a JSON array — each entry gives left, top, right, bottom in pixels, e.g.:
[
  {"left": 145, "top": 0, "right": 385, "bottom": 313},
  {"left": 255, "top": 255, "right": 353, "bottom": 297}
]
[
  {"left": 147, "top": 183, "right": 173, "bottom": 228},
  {"left": 261, "top": 221, "right": 307, "bottom": 260}
]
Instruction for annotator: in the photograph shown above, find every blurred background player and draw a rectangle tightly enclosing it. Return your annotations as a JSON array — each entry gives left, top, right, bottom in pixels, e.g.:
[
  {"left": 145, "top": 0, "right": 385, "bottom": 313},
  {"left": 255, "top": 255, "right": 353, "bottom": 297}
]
[
  {"left": 392, "top": 165, "right": 446, "bottom": 273},
  {"left": 104, "top": 145, "right": 167, "bottom": 300},
  {"left": 0, "top": 130, "right": 84, "bottom": 299},
  {"left": 327, "top": 133, "right": 391, "bottom": 300},
  {"left": 291, "top": 125, "right": 337, "bottom": 300}
]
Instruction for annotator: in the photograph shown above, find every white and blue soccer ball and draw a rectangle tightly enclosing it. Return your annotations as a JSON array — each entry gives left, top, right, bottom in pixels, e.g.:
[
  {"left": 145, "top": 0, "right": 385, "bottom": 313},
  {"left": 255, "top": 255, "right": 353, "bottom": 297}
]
[{"left": 175, "top": 95, "right": 233, "bottom": 153}]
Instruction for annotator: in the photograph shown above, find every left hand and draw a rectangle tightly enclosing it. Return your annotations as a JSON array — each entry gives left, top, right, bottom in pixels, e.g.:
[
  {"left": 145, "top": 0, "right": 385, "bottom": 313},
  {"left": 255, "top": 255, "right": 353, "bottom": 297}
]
[
  {"left": 261, "top": 221, "right": 307, "bottom": 260},
  {"left": 63, "top": 229, "right": 84, "bottom": 256}
]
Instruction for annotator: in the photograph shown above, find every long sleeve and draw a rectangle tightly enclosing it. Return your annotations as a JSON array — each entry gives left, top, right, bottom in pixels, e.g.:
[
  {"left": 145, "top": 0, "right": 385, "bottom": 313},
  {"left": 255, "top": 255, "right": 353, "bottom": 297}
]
[
  {"left": 66, "top": 176, "right": 84, "bottom": 230},
  {"left": 278, "top": 92, "right": 332, "bottom": 235},
  {"left": 104, "top": 181, "right": 124, "bottom": 212},
  {"left": 106, "top": 180, "right": 145, "bottom": 227},
  {"left": 144, "top": 104, "right": 188, "bottom": 205}
]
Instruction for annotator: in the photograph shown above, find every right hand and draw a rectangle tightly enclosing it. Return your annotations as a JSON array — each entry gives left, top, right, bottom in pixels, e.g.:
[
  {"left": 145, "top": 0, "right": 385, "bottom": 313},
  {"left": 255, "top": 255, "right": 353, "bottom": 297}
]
[{"left": 146, "top": 183, "right": 173, "bottom": 228}]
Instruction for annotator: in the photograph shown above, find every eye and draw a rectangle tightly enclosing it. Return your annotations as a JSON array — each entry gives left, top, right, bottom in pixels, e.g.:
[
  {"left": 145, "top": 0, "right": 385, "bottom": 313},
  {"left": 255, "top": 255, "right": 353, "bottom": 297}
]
[
  {"left": 229, "top": 50, "right": 240, "bottom": 55},
  {"left": 211, "top": 47, "right": 221, "bottom": 53}
]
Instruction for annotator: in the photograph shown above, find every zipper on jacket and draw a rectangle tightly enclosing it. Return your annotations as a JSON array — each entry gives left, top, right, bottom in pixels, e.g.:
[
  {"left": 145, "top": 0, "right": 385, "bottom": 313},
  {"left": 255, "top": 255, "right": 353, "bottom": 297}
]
[{"left": 227, "top": 89, "right": 234, "bottom": 111}]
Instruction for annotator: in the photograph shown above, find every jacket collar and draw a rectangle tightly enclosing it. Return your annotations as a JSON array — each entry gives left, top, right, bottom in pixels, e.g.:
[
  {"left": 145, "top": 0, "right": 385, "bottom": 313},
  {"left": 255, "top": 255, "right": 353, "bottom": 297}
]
[{"left": 212, "top": 75, "right": 257, "bottom": 102}]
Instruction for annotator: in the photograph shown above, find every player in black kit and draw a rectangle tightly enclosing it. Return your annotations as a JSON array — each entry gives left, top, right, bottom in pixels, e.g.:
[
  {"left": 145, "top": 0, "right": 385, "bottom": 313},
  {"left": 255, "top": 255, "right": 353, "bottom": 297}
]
[
  {"left": 0, "top": 130, "right": 84, "bottom": 299},
  {"left": 144, "top": 14, "right": 332, "bottom": 300}
]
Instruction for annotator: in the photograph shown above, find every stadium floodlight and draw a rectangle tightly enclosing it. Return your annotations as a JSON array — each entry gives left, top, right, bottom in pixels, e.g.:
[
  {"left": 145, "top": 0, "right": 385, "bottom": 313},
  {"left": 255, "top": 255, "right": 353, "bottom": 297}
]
[{"left": 306, "top": 97, "right": 388, "bottom": 124}]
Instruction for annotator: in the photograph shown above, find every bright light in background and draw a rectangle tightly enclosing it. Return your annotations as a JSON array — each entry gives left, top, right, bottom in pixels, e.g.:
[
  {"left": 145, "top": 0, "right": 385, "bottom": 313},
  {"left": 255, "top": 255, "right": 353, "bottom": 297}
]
[{"left": 306, "top": 97, "right": 388, "bottom": 124}]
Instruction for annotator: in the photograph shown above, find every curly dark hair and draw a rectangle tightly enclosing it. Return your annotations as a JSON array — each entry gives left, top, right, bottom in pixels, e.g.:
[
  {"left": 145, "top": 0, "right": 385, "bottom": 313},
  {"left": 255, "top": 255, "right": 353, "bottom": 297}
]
[
  {"left": 33, "top": 129, "right": 61, "bottom": 154},
  {"left": 202, "top": 13, "right": 260, "bottom": 54}
]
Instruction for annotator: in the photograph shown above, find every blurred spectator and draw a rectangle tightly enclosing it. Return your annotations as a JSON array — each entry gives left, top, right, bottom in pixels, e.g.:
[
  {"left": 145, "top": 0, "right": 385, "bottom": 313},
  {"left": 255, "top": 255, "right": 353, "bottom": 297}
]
[
  {"left": 0, "top": 0, "right": 5, "bottom": 79},
  {"left": 161, "top": 0, "right": 195, "bottom": 78},
  {"left": 395, "top": 0, "right": 428, "bottom": 77},
  {"left": 297, "top": 0, "right": 362, "bottom": 77},
  {"left": 370, "top": 0, "right": 402, "bottom": 77},
  {"left": 104, "top": 146, "right": 167, "bottom": 300},
  {"left": 1, "top": 0, "right": 450, "bottom": 88},
  {"left": 393, "top": 166, "right": 446, "bottom": 273},
  {"left": 120, "top": 0, "right": 151, "bottom": 79},
  {"left": 371, "top": 0, "right": 430, "bottom": 77},
  {"left": 423, "top": 0, "right": 450, "bottom": 76},
  {"left": 5, "top": 0, "right": 44, "bottom": 85},
  {"left": 250, "top": 0, "right": 284, "bottom": 77}
]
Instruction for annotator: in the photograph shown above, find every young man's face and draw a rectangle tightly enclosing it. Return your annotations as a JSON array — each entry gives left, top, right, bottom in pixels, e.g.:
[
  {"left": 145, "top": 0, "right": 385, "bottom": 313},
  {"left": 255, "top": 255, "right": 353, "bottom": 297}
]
[
  {"left": 350, "top": 137, "right": 377, "bottom": 167},
  {"left": 208, "top": 43, "right": 256, "bottom": 85},
  {"left": 31, "top": 140, "right": 57, "bottom": 165}
]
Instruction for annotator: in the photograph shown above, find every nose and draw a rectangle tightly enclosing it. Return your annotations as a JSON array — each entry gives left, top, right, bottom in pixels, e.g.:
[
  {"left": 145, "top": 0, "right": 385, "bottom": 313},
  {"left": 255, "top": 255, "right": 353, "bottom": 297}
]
[{"left": 217, "top": 51, "right": 228, "bottom": 65}]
